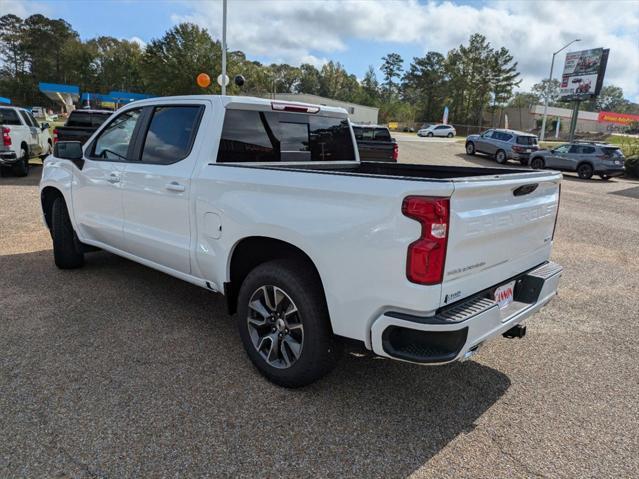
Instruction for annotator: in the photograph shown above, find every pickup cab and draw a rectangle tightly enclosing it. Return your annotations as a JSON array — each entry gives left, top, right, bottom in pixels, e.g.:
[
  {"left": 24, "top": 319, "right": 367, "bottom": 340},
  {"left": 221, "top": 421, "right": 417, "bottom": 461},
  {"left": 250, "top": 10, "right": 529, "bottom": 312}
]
[
  {"left": 40, "top": 95, "right": 563, "bottom": 387},
  {"left": 352, "top": 124, "right": 398, "bottom": 162},
  {"left": 1, "top": 106, "right": 52, "bottom": 176},
  {"left": 53, "top": 109, "right": 112, "bottom": 145}
]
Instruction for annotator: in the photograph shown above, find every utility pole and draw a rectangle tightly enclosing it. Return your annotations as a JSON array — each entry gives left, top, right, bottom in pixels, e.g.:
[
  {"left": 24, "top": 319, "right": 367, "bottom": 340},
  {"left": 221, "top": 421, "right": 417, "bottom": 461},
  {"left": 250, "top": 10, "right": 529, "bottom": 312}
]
[
  {"left": 540, "top": 38, "right": 580, "bottom": 141},
  {"left": 221, "top": 0, "right": 227, "bottom": 96}
]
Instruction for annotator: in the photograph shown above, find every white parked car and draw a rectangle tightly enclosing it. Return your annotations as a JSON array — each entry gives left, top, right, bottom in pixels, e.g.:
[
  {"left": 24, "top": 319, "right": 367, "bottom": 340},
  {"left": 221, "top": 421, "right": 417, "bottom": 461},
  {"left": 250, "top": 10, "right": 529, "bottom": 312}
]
[
  {"left": 1, "top": 106, "right": 53, "bottom": 176},
  {"left": 40, "top": 95, "right": 563, "bottom": 387},
  {"left": 418, "top": 124, "right": 456, "bottom": 137}
]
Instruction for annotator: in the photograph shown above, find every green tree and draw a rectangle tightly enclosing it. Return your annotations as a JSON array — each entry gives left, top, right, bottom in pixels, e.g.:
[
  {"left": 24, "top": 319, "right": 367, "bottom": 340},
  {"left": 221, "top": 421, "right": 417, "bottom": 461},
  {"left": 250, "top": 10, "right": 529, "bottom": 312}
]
[
  {"left": 582, "top": 85, "right": 628, "bottom": 112},
  {"left": 357, "top": 65, "right": 380, "bottom": 106},
  {"left": 531, "top": 79, "right": 561, "bottom": 106},
  {"left": 296, "top": 63, "right": 321, "bottom": 95},
  {"left": 141, "top": 23, "right": 222, "bottom": 95},
  {"left": 380, "top": 52, "right": 403, "bottom": 98},
  {"left": 402, "top": 51, "right": 446, "bottom": 121}
]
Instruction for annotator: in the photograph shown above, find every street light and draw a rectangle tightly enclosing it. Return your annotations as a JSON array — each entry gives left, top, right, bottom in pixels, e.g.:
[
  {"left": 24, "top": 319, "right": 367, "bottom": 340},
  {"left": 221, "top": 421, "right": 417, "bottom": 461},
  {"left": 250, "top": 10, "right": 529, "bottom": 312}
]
[{"left": 539, "top": 38, "right": 581, "bottom": 141}]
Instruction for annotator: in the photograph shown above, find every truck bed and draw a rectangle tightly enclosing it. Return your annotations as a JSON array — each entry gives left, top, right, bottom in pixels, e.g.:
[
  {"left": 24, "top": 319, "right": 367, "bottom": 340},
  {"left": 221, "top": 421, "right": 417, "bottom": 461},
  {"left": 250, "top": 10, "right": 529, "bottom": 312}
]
[{"left": 213, "top": 161, "right": 534, "bottom": 181}]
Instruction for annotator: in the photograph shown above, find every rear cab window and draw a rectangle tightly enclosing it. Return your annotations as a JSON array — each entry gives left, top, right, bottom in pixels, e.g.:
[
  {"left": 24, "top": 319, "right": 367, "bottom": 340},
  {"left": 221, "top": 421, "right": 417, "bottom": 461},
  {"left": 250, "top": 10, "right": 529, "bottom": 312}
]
[
  {"left": 67, "top": 111, "right": 94, "bottom": 127},
  {"left": 0, "top": 108, "right": 22, "bottom": 126},
  {"left": 217, "top": 109, "right": 355, "bottom": 163},
  {"left": 374, "top": 128, "right": 391, "bottom": 141}
]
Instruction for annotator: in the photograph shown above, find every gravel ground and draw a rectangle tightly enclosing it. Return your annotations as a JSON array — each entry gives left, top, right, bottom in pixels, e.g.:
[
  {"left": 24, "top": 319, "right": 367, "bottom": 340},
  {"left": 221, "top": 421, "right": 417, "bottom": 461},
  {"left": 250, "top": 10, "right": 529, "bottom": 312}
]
[{"left": 1, "top": 145, "right": 638, "bottom": 478}]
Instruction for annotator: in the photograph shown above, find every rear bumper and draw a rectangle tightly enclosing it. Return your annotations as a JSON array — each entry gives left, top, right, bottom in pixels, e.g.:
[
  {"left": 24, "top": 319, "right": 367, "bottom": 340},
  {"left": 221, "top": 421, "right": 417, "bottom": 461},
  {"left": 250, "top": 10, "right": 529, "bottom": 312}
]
[
  {"left": 370, "top": 261, "right": 563, "bottom": 364},
  {"left": 595, "top": 168, "right": 625, "bottom": 177},
  {"left": 0, "top": 150, "right": 18, "bottom": 165}
]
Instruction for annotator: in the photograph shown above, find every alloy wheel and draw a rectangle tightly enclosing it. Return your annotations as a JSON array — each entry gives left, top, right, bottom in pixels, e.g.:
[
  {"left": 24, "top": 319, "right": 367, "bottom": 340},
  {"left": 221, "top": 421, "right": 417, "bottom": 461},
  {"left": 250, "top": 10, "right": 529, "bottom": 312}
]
[{"left": 247, "top": 285, "right": 304, "bottom": 369}]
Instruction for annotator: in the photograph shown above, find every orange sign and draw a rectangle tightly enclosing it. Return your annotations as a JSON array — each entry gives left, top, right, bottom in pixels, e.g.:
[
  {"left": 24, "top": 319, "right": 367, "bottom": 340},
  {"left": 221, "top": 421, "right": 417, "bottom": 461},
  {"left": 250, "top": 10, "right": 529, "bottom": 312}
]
[{"left": 597, "top": 111, "right": 639, "bottom": 125}]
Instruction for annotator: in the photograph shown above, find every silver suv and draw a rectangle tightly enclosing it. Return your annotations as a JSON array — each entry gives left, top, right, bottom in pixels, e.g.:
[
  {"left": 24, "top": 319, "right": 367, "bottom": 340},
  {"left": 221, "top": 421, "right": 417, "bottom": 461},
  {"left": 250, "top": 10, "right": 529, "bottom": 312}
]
[
  {"left": 465, "top": 129, "right": 539, "bottom": 164},
  {"left": 528, "top": 141, "right": 625, "bottom": 180}
]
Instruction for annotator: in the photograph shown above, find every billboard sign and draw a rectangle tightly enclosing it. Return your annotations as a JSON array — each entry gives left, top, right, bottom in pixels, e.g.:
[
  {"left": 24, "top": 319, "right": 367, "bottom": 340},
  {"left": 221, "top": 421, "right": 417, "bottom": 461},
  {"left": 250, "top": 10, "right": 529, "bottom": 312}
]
[
  {"left": 597, "top": 111, "right": 639, "bottom": 126},
  {"left": 559, "top": 48, "right": 609, "bottom": 101}
]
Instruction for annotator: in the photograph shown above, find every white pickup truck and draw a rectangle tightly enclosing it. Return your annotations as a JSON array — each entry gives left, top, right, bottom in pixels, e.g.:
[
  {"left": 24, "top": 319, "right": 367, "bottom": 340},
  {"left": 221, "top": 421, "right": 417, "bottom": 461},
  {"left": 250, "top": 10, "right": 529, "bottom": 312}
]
[
  {"left": 1, "top": 106, "right": 53, "bottom": 176},
  {"left": 40, "top": 95, "right": 563, "bottom": 387}
]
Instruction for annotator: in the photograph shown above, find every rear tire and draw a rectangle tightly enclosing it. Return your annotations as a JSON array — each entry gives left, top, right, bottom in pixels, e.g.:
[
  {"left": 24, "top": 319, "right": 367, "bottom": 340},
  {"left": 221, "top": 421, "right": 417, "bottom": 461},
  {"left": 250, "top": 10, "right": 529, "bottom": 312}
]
[
  {"left": 13, "top": 147, "right": 29, "bottom": 177},
  {"left": 465, "top": 142, "right": 476, "bottom": 155},
  {"left": 447, "top": 132, "right": 453, "bottom": 138},
  {"left": 495, "top": 149, "right": 507, "bottom": 164},
  {"left": 40, "top": 141, "right": 53, "bottom": 160},
  {"left": 51, "top": 197, "right": 84, "bottom": 269},
  {"left": 530, "top": 157, "right": 544, "bottom": 169},
  {"left": 577, "top": 163, "right": 594, "bottom": 180},
  {"left": 427, "top": 132, "right": 433, "bottom": 137},
  {"left": 237, "top": 259, "right": 341, "bottom": 388}
]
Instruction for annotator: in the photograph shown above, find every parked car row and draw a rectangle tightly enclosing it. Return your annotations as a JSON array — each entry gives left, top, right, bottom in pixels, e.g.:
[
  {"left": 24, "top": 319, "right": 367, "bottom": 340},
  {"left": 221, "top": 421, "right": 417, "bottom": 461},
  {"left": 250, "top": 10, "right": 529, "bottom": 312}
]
[{"left": 464, "top": 128, "right": 626, "bottom": 180}]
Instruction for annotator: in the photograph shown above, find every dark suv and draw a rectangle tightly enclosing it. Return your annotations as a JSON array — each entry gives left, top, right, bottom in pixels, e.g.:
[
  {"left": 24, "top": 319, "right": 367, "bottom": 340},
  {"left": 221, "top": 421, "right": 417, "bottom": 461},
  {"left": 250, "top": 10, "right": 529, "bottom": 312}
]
[
  {"left": 465, "top": 129, "right": 539, "bottom": 164},
  {"left": 528, "top": 141, "right": 625, "bottom": 180}
]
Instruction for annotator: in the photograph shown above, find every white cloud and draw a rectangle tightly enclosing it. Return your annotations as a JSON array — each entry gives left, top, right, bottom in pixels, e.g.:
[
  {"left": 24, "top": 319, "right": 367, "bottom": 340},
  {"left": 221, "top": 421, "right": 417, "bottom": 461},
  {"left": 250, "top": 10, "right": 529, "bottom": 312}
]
[
  {"left": 172, "top": 0, "right": 639, "bottom": 99},
  {"left": 2, "top": 0, "right": 51, "bottom": 17},
  {"left": 128, "top": 36, "right": 147, "bottom": 49}
]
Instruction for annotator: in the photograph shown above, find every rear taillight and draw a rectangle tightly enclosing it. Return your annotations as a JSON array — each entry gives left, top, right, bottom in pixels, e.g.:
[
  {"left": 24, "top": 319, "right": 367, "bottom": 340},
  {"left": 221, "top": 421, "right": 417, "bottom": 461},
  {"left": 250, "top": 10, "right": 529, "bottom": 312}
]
[
  {"left": 552, "top": 184, "right": 561, "bottom": 240},
  {"left": 512, "top": 145, "right": 525, "bottom": 153},
  {"left": 53, "top": 128, "right": 58, "bottom": 143},
  {"left": 402, "top": 196, "right": 450, "bottom": 285},
  {"left": 2, "top": 127, "right": 11, "bottom": 146},
  {"left": 392, "top": 142, "right": 398, "bottom": 161}
]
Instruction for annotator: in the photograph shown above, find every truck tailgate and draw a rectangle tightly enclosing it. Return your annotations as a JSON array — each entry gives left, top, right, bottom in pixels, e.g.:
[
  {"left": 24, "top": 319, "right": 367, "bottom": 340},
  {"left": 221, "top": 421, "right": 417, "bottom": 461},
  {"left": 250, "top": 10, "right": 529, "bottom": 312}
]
[{"left": 441, "top": 172, "right": 561, "bottom": 306}]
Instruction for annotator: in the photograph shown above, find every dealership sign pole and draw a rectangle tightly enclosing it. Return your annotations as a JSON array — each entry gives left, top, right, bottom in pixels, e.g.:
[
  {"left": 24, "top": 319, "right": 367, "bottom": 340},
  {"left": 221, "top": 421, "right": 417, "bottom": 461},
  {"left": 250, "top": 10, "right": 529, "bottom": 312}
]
[
  {"left": 221, "top": 0, "right": 227, "bottom": 96},
  {"left": 540, "top": 39, "right": 580, "bottom": 142}
]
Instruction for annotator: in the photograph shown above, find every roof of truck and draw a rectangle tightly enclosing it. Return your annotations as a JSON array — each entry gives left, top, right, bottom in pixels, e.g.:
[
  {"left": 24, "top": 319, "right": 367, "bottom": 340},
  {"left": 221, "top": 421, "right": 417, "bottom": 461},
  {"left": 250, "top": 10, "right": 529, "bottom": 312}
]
[{"left": 124, "top": 95, "right": 349, "bottom": 117}]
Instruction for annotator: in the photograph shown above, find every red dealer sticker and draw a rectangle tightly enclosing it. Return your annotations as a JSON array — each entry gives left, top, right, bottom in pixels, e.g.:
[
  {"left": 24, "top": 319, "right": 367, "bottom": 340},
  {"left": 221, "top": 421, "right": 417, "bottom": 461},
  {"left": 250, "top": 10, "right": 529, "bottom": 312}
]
[{"left": 494, "top": 281, "right": 516, "bottom": 310}]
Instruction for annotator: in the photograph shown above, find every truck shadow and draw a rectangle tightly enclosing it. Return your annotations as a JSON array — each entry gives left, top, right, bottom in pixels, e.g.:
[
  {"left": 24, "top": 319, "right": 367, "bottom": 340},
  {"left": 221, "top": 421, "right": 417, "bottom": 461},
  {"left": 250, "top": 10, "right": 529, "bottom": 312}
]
[
  {"left": 0, "top": 162, "right": 43, "bottom": 186},
  {"left": 1, "top": 249, "right": 510, "bottom": 478}
]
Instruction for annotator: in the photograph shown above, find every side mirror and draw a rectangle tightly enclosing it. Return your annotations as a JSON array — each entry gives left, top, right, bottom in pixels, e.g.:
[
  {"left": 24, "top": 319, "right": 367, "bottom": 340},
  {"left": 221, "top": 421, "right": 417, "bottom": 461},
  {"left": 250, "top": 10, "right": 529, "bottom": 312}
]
[{"left": 54, "top": 141, "right": 83, "bottom": 160}]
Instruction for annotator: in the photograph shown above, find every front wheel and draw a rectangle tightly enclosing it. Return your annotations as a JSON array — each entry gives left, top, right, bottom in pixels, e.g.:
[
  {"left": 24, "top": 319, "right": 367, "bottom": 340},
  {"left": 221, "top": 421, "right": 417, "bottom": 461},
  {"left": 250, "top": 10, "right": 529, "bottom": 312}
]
[
  {"left": 447, "top": 132, "right": 453, "bottom": 138},
  {"left": 465, "top": 142, "right": 476, "bottom": 155},
  {"left": 237, "top": 259, "right": 341, "bottom": 388},
  {"left": 577, "top": 163, "right": 594, "bottom": 180},
  {"left": 530, "top": 157, "right": 544, "bottom": 170},
  {"left": 51, "top": 197, "right": 85, "bottom": 269},
  {"left": 495, "top": 149, "right": 507, "bottom": 164},
  {"left": 13, "top": 147, "right": 29, "bottom": 177},
  {"left": 427, "top": 132, "right": 433, "bottom": 137}
]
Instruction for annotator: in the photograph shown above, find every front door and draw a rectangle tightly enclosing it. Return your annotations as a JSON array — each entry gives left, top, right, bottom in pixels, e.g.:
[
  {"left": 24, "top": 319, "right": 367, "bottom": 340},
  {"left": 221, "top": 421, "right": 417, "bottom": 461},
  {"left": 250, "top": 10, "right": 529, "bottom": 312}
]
[
  {"left": 120, "top": 103, "right": 204, "bottom": 274},
  {"left": 72, "top": 108, "right": 143, "bottom": 250},
  {"left": 475, "top": 129, "right": 494, "bottom": 153}
]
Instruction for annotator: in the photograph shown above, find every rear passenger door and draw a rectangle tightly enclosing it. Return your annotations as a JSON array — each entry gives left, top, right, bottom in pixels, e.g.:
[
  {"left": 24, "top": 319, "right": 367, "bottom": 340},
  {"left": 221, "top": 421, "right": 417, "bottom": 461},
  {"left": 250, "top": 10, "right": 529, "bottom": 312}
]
[{"left": 120, "top": 102, "right": 205, "bottom": 274}]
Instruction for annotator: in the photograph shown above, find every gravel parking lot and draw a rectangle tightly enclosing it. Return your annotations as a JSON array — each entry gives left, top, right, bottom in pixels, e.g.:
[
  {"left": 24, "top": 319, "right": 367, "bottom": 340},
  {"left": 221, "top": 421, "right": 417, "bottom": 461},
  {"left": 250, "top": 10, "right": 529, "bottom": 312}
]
[{"left": 2, "top": 141, "right": 638, "bottom": 478}]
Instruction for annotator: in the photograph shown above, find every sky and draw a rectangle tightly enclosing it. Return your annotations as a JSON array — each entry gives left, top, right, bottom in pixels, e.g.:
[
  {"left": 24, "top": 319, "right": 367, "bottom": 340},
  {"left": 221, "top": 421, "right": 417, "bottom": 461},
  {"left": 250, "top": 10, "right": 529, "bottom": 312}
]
[{"left": 5, "top": 0, "right": 639, "bottom": 100}]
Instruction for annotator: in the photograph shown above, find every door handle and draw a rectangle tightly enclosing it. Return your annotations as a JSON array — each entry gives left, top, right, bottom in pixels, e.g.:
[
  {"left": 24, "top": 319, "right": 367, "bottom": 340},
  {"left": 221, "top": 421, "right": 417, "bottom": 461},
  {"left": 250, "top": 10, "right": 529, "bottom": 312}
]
[
  {"left": 107, "top": 173, "right": 120, "bottom": 184},
  {"left": 165, "top": 181, "right": 185, "bottom": 192}
]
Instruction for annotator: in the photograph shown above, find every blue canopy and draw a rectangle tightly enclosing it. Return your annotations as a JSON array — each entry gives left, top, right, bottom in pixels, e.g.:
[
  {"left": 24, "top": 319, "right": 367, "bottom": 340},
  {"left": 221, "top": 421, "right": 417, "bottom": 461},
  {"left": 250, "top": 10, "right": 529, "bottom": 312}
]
[{"left": 0, "top": 97, "right": 11, "bottom": 104}]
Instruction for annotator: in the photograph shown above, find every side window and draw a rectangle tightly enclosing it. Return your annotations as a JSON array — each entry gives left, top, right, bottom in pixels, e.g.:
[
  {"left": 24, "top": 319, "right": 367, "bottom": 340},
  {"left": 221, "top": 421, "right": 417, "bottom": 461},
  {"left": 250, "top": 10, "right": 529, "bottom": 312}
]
[
  {"left": 482, "top": 130, "right": 494, "bottom": 138},
  {"left": 569, "top": 145, "right": 581, "bottom": 154},
  {"left": 27, "top": 112, "right": 40, "bottom": 128},
  {"left": 140, "top": 106, "right": 202, "bottom": 164},
  {"left": 554, "top": 145, "right": 570, "bottom": 154},
  {"left": 18, "top": 110, "right": 33, "bottom": 126},
  {"left": 582, "top": 146, "right": 595, "bottom": 154},
  {"left": 92, "top": 108, "right": 142, "bottom": 161}
]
